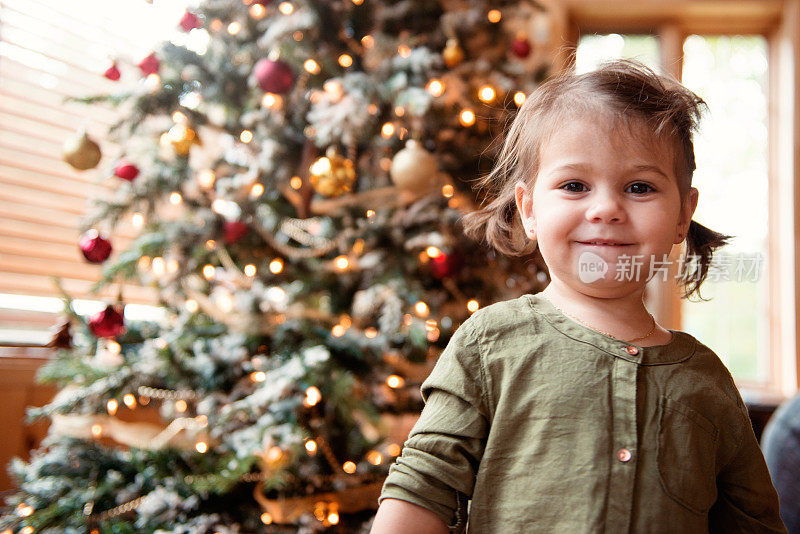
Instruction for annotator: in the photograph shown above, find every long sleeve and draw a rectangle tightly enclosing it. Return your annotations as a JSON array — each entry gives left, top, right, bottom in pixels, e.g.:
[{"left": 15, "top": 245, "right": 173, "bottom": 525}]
[
  {"left": 378, "top": 318, "right": 490, "bottom": 532},
  {"left": 708, "top": 394, "right": 787, "bottom": 533}
]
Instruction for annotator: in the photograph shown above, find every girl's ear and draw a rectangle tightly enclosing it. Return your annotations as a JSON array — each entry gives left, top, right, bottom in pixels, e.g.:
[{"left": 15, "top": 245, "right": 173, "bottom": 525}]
[
  {"left": 515, "top": 180, "right": 536, "bottom": 239},
  {"left": 676, "top": 187, "right": 699, "bottom": 243}
]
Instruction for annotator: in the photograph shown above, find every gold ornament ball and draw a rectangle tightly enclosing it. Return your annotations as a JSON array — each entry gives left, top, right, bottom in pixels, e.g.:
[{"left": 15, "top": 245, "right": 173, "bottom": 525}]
[
  {"left": 63, "top": 130, "right": 102, "bottom": 170},
  {"left": 442, "top": 39, "right": 465, "bottom": 68},
  {"left": 309, "top": 149, "right": 356, "bottom": 197},
  {"left": 390, "top": 140, "right": 438, "bottom": 195}
]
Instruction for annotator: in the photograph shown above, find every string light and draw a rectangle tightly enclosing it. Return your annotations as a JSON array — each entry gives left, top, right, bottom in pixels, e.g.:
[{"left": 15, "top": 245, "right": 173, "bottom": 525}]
[
  {"left": 169, "top": 192, "right": 182, "bottom": 205},
  {"left": 381, "top": 123, "right": 395, "bottom": 137},
  {"left": 304, "top": 59, "right": 321, "bottom": 74},
  {"left": 107, "top": 340, "right": 121, "bottom": 354},
  {"left": 123, "top": 394, "right": 136, "bottom": 408},
  {"left": 185, "top": 299, "right": 199, "bottom": 313},
  {"left": 202, "top": 265, "right": 216, "bottom": 280},
  {"left": 338, "top": 54, "right": 353, "bottom": 67},
  {"left": 514, "top": 91, "right": 527, "bottom": 106},
  {"left": 361, "top": 35, "right": 374, "bottom": 48},
  {"left": 331, "top": 324, "right": 346, "bottom": 337},
  {"left": 261, "top": 513, "right": 273, "bottom": 524},
  {"left": 195, "top": 441, "right": 208, "bottom": 453},
  {"left": 426, "top": 79, "right": 444, "bottom": 97},
  {"left": 15, "top": 504, "right": 33, "bottom": 517},
  {"left": 290, "top": 176, "right": 302, "bottom": 189},
  {"left": 305, "top": 439, "right": 318, "bottom": 454},
  {"left": 488, "top": 9, "right": 502, "bottom": 23},
  {"left": 132, "top": 212, "right": 144, "bottom": 228},
  {"left": 442, "top": 184, "right": 454, "bottom": 198},
  {"left": 249, "top": 4, "right": 266, "bottom": 18},
  {"left": 366, "top": 450, "right": 382, "bottom": 465},
  {"left": 328, "top": 511, "right": 340, "bottom": 525},
  {"left": 478, "top": 85, "right": 496, "bottom": 103},
  {"left": 262, "top": 93, "right": 282, "bottom": 109},
  {"left": 167, "top": 259, "right": 179, "bottom": 274},
  {"left": 151, "top": 257, "right": 166, "bottom": 277},
  {"left": 426, "top": 246, "right": 442, "bottom": 258},
  {"left": 269, "top": 258, "right": 284, "bottom": 274},
  {"left": 334, "top": 256, "right": 349, "bottom": 271},
  {"left": 460, "top": 109, "right": 476, "bottom": 127},
  {"left": 304, "top": 386, "right": 322, "bottom": 406},
  {"left": 397, "top": 45, "right": 411, "bottom": 57},
  {"left": 205, "top": 240, "right": 216, "bottom": 250},
  {"left": 387, "top": 443, "right": 402, "bottom": 456},
  {"left": 352, "top": 0, "right": 364, "bottom": 4},
  {"left": 244, "top": 264, "right": 256, "bottom": 276},
  {"left": 227, "top": 22, "right": 241, "bottom": 35},
  {"left": 251, "top": 371, "right": 267, "bottom": 382},
  {"left": 386, "top": 375, "right": 404, "bottom": 388},
  {"left": 175, "top": 400, "right": 188, "bottom": 413},
  {"left": 198, "top": 169, "right": 216, "bottom": 188},
  {"left": 91, "top": 424, "right": 103, "bottom": 437},
  {"left": 293, "top": 31, "right": 303, "bottom": 41},
  {"left": 20, "top": 527, "right": 33, "bottom": 534},
  {"left": 240, "top": 130, "right": 253, "bottom": 143},
  {"left": 364, "top": 327, "right": 378, "bottom": 338},
  {"left": 394, "top": 106, "right": 405, "bottom": 117},
  {"left": 106, "top": 399, "right": 119, "bottom": 415},
  {"left": 266, "top": 446, "right": 283, "bottom": 462},
  {"left": 414, "top": 301, "right": 429, "bottom": 317},
  {"left": 467, "top": 299, "right": 480, "bottom": 312},
  {"left": 278, "top": 2, "right": 294, "bottom": 15},
  {"left": 343, "top": 461, "right": 357, "bottom": 473}
]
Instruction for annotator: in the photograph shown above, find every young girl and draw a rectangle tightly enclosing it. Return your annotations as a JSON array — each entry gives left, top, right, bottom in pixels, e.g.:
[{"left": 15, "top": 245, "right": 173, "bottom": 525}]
[{"left": 370, "top": 59, "right": 787, "bottom": 533}]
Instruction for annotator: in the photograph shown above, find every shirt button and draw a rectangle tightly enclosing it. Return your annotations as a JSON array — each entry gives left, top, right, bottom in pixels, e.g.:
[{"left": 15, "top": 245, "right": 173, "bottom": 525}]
[
  {"left": 625, "top": 346, "right": 639, "bottom": 355},
  {"left": 617, "top": 448, "right": 633, "bottom": 462}
]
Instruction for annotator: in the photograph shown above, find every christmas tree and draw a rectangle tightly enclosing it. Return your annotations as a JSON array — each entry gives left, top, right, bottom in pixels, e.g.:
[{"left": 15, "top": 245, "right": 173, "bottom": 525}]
[{"left": 2, "top": 1, "right": 551, "bottom": 531}]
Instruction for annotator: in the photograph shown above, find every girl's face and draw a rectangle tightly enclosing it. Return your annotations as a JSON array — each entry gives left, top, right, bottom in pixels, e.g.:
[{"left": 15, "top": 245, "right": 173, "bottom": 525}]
[{"left": 515, "top": 115, "right": 699, "bottom": 298}]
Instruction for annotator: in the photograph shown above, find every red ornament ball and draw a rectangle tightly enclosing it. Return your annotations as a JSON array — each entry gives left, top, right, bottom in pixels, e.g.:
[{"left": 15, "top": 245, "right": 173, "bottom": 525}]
[
  {"left": 104, "top": 62, "right": 121, "bottom": 81},
  {"left": 114, "top": 160, "right": 139, "bottom": 182},
  {"left": 89, "top": 305, "right": 126, "bottom": 339},
  {"left": 137, "top": 53, "right": 160, "bottom": 76},
  {"left": 511, "top": 37, "right": 532, "bottom": 59},
  {"left": 79, "top": 230, "right": 113, "bottom": 263},
  {"left": 179, "top": 10, "right": 203, "bottom": 32},
  {"left": 254, "top": 58, "right": 295, "bottom": 94},
  {"left": 430, "top": 250, "right": 463, "bottom": 279},
  {"left": 224, "top": 221, "right": 249, "bottom": 244}
]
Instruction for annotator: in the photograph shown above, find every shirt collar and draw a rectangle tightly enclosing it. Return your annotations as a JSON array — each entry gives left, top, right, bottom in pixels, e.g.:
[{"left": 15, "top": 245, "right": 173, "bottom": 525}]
[{"left": 525, "top": 292, "right": 696, "bottom": 366}]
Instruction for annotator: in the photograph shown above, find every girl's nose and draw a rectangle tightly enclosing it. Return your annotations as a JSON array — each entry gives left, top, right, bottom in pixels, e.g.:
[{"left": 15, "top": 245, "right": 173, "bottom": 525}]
[{"left": 584, "top": 191, "right": 626, "bottom": 223}]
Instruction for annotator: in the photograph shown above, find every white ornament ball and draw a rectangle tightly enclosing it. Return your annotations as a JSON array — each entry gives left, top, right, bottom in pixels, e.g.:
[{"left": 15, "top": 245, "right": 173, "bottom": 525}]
[{"left": 390, "top": 140, "right": 438, "bottom": 195}]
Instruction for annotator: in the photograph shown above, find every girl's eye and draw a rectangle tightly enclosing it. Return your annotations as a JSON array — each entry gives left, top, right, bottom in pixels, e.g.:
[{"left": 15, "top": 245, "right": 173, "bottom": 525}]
[
  {"left": 560, "top": 182, "right": 587, "bottom": 193},
  {"left": 628, "top": 182, "right": 656, "bottom": 195}
]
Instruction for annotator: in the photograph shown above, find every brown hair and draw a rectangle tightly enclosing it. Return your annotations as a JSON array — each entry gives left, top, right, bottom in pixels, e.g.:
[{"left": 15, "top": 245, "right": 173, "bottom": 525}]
[{"left": 461, "top": 59, "right": 732, "bottom": 301}]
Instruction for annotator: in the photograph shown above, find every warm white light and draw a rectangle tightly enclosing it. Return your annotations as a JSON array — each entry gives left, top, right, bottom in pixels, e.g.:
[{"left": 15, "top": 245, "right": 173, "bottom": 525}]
[
  {"left": 343, "top": 461, "right": 357, "bottom": 473},
  {"left": 361, "top": 35, "right": 374, "bottom": 48},
  {"left": 132, "top": 212, "right": 144, "bottom": 228},
  {"left": 261, "top": 512, "right": 273, "bottom": 524},
  {"left": 240, "top": 130, "right": 253, "bottom": 143},
  {"left": 195, "top": 441, "right": 208, "bottom": 453},
  {"left": 426, "top": 79, "right": 444, "bottom": 97},
  {"left": 304, "top": 386, "right": 322, "bottom": 406},
  {"left": 304, "top": 59, "right": 321, "bottom": 74},
  {"left": 244, "top": 264, "right": 256, "bottom": 276},
  {"left": 478, "top": 85, "right": 496, "bottom": 103},
  {"left": 151, "top": 257, "right": 166, "bottom": 277},
  {"left": 278, "top": 2, "right": 294, "bottom": 15},
  {"left": 426, "top": 246, "right": 442, "bottom": 258},
  {"left": 305, "top": 440, "right": 317, "bottom": 453},
  {"left": 398, "top": 45, "right": 411, "bottom": 58},
  {"left": 442, "top": 184, "right": 454, "bottom": 198},
  {"left": 467, "top": 299, "right": 480, "bottom": 312},
  {"left": 262, "top": 93, "right": 282, "bottom": 109},
  {"left": 123, "top": 394, "right": 136, "bottom": 408},
  {"left": 414, "top": 301, "right": 429, "bottom": 316},
  {"left": 290, "top": 176, "right": 303, "bottom": 189},
  {"left": 169, "top": 192, "right": 183, "bottom": 204},
  {"left": 227, "top": 22, "right": 241, "bottom": 35},
  {"left": 460, "top": 109, "right": 476, "bottom": 126},
  {"left": 338, "top": 54, "right": 353, "bottom": 67},
  {"left": 202, "top": 265, "right": 216, "bottom": 280},
  {"left": 381, "top": 123, "right": 395, "bottom": 137},
  {"left": 185, "top": 299, "right": 199, "bottom": 312},
  {"left": 250, "top": 183, "right": 264, "bottom": 197},
  {"left": 250, "top": 4, "right": 265, "bottom": 18},
  {"left": 175, "top": 400, "right": 188, "bottom": 412},
  {"left": 387, "top": 375, "right": 405, "bottom": 388},
  {"left": 332, "top": 324, "right": 346, "bottom": 337},
  {"left": 514, "top": 91, "right": 526, "bottom": 106},
  {"left": 488, "top": 9, "right": 502, "bottom": 23},
  {"left": 366, "top": 450, "right": 382, "bottom": 465},
  {"left": 334, "top": 256, "right": 349, "bottom": 271},
  {"left": 106, "top": 399, "right": 118, "bottom": 415},
  {"left": 198, "top": 169, "right": 216, "bottom": 188},
  {"left": 269, "top": 258, "right": 284, "bottom": 274},
  {"left": 251, "top": 371, "right": 267, "bottom": 382},
  {"left": 91, "top": 424, "right": 103, "bottom": 437}
]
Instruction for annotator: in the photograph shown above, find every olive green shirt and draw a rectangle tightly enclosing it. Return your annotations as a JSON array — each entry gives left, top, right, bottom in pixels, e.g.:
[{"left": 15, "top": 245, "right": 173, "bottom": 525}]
[{"left": 378, "top": 292, "right": 786, "bottom": 533}]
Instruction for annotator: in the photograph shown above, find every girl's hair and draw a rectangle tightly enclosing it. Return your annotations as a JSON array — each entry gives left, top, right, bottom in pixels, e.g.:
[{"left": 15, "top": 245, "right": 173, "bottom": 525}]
[{"left": 461, "top": 58, "right": 733, "bottom": 301}]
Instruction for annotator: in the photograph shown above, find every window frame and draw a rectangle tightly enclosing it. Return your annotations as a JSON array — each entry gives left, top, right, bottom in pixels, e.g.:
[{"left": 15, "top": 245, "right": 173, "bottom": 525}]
[{"left": 546, "top": 0, "right": 800, "bottom": 398}]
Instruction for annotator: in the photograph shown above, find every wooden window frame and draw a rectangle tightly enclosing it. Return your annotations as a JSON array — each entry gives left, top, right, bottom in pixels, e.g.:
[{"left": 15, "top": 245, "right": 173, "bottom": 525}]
[{"left": 544, "top": 0, "right": 800, "bottom": 397}]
